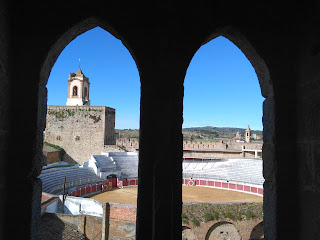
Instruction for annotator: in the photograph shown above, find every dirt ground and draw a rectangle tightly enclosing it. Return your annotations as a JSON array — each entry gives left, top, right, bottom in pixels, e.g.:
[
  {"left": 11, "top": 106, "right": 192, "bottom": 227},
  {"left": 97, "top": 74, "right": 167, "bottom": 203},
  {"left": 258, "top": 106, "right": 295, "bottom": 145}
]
[{"left": 89, "top": 186, "right": 263, "bottom": 204}]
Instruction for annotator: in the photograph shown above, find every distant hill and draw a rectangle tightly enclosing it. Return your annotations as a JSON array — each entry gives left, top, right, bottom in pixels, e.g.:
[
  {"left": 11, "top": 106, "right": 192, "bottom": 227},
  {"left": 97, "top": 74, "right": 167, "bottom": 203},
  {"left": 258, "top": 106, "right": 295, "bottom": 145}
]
[
  {"left": 115, "top": 129, "right": 139, "bottom": 139},
  {"left": 115, "top": 126, "right": 262, "bottom": 141}
]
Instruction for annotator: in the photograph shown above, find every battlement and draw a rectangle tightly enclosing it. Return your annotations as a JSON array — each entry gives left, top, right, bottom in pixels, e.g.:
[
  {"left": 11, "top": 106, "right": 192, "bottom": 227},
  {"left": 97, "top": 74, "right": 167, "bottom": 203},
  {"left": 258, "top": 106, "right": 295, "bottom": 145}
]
[
  {"left": 116, "top": 138, "right": 262, "bottom": 151},
  {"left": 47, "top": 105, "right": 115, "bottom": 112}
]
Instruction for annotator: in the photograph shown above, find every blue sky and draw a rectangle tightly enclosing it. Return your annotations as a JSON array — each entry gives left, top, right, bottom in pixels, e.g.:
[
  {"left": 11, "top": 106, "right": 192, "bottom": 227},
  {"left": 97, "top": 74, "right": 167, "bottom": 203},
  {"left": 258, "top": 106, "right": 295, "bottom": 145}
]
[{"left": 47, "top": 27, "right": 264, "bottom": 130}]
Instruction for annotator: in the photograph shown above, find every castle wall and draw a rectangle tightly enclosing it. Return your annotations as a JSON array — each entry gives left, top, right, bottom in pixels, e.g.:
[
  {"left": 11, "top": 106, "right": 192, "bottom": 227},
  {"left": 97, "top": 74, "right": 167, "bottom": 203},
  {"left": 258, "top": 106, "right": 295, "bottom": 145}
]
[
  {"left": 116, "top": 138, "right": 262, "bottom": 158},
  {"left": 45, "top": 106, "right": 115, "bottom": 165},
  {"left": 183, "top": 140, "right": 262, "bottom": 151},
  {"left": 116, "top": 138, "right": 139, "bottom": 148},
  {"left": 116, "top": 138, "right": 262, "bottom": 151}
]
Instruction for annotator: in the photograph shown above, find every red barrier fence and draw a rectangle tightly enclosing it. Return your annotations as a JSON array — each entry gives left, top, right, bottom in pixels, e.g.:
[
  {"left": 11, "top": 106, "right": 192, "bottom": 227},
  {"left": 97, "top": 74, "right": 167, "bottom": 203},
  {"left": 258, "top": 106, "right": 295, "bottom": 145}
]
[
  {"left": 182, "top": 178, "right": 263, "bottom": 196},
  {"left": 67, "top": 177, "right": 263, "bottom": 198},
  {"left": 117, "top": 179, "right": 138, "bottom": 188},
  {"left": 67, "top": 180, "right": 112, "bottom": 197}
]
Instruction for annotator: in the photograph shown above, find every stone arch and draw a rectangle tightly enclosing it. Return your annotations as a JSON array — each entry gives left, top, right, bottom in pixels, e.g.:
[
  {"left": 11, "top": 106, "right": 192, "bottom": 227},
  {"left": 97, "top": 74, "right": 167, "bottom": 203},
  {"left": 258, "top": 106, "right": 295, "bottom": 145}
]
[
  {"left": 37, "top": 16, "right": 141, "bottom": 162},
  {"left": 250, "top": 221, "right": 264, "bottom": 239},
  {"left": 39, "top": 17, "right": 140, "bottom": 89},
  {"left": 182, "top": 226, "right": 198, "bottom": 240},
  {"left": 35, "top": 16, "right": 141, "bottom": 235},
  {"left": 187, "top": 26, "right": 275, "bottom": 237},
  {"left": 201, "top": 26, "right": 273, "bottom": 99},
  {"left": 72, "top": 86, "right": 78, "bottom": 96},
  {"left": 38, "top": 17, "right": 141, "bottom": 129},
  {"left": 205, "top": 221, "right": 241, "bottom": 240}
]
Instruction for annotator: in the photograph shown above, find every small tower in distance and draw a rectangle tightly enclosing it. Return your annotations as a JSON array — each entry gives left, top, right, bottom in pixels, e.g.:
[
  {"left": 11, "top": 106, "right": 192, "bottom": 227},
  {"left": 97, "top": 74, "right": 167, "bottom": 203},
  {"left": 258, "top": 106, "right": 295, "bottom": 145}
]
[
  {"left": 66, "top": 68, "right": 90, "bottom": 106},
  {"left": 245, "top": 125, "right": 252, "bottom": 143}
]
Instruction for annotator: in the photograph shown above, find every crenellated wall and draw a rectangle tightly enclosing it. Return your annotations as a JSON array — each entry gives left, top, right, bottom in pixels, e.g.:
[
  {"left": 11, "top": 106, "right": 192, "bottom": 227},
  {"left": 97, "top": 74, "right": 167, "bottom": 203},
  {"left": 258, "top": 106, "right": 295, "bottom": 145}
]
[
  {"left": 116, "top": 138, "right": 262, "bottom": 151},
  {"left": 116, "top": 138, "right": 263, "bottom": 158}
]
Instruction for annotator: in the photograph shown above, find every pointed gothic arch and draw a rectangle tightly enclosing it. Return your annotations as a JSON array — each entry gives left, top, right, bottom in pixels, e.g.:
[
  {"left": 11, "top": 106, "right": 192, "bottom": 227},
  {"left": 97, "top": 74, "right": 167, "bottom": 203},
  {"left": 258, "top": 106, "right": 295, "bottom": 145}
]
[
  {"left": 201, "top": 26, "right": 273, "bottom": 99},
  {"left": 36, "top": 17, "right": 141, "bottom": 237},
  {"left": 185, "top": 26, "right": 274, "bottom": 238}
]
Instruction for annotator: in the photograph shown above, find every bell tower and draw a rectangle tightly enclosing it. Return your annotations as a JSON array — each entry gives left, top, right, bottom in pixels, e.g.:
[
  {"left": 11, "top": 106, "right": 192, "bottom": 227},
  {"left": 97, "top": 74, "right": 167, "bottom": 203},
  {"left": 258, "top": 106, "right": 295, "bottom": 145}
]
[
  {"left": 66, "top": 68, "right": 90, "bottom": 106},
  {"left": 245, "top": 125, "right": 252, "bottom": 143}
]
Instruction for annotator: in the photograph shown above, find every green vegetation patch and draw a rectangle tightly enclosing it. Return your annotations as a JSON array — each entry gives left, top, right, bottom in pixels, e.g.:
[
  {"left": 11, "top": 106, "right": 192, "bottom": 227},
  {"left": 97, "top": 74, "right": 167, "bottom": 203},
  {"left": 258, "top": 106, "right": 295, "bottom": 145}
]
[
  {"left": 182, "top": 202, "right": 263, "bottom": 223},
  {"left": 204, "top": 213, "right": 214, "bottom": 222},
  {"left": 48, "top": 109, "right": 75, "bottom": 119},
  {"left": 115, "top": 129, "right": 139, "bottom": 139},
  {"left": 195, "top": 138, "right": 220, "bottom": 142},
  {"left": 44, "top": 142, "right": 63, "bottom": 151},
  {"left": 44, "top": 142, "right": 65, "bottom": 159},
  {"left": 191, "top": 218, "right": 200, "bottom": 226}
]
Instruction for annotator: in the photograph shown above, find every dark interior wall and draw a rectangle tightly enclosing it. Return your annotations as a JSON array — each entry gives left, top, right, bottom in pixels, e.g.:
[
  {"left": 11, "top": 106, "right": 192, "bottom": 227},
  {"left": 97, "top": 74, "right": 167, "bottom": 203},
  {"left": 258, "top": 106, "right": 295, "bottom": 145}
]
[
  {"left": 2, "top": 2, "right": 320, "bottom": 239},
  {"left": 294, "top": 10, "right": 320, "bottom": 239},
  {"left": 0, "top": 0, "right": 10, "bottom": 238}
]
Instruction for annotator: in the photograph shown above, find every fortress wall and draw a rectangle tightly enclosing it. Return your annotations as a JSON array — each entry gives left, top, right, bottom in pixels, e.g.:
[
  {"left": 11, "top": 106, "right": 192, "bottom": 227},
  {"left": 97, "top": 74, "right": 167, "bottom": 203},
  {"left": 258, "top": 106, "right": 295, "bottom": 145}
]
[
  {"left": 45, "top": 106, "right": 115, "bottom": 165},
  {"left": 116, "top": 138, "right": 139, "bottom": 148},
  {"left": 183, "top": 140, "right": 262, "bottom": 151},
  {"left": 116, "top": 138, "right": 262, "bottom": 153},
  {"left": 183, "top": 151, "right": 242, "bottom": 159}
]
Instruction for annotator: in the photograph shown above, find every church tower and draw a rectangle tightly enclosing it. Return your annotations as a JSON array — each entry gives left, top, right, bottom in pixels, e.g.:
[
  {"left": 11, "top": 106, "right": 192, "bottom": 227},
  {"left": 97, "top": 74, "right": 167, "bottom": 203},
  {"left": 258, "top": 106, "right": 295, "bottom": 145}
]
[
  {"left": 66, "top": 68, "right": 90, "bottom": 106},
  {"left": 245, "top": 125, "right": 252, "bottom": 143}
]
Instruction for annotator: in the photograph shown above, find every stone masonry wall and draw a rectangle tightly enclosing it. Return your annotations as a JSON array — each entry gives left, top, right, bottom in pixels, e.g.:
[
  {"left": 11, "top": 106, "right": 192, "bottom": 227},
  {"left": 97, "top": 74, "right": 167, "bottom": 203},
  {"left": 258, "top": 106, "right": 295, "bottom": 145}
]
[
  {"left": 54, "top": 213, "right": 103, "bottom": 240},
  {"left": 117, "top": 138, "right": 262, "bottom": 151},
  {"left": 45, "top": 106, "right": 115, "bottom": 165},
  {"left": 117, "top": 138, "right": 262, "bottom": 158},
  {"left": 183, "top": 140, "right": 262, "bottom": 151},
  {"left": 55, "top": 202, "right": 261, "bottom": 240}
]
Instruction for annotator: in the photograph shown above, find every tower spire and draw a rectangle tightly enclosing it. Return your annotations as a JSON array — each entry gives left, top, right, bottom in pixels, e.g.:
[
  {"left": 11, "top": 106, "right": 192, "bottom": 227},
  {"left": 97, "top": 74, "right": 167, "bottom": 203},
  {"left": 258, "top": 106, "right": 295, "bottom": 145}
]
[{"left": 66, "top": 67, "right": 90, "bottom": 106}]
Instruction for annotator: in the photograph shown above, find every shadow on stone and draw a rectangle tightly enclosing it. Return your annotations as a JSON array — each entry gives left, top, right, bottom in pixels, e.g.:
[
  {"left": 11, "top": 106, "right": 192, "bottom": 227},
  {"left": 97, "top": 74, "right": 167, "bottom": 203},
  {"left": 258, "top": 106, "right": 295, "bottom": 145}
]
[{"left": 39, "top": 213, "right": 87, "bottom": 240}]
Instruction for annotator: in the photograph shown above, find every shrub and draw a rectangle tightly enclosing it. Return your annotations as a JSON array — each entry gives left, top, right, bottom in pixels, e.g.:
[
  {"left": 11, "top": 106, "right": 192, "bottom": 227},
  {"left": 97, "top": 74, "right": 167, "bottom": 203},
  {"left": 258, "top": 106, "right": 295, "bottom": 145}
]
[
  {"left": 225, "top": 211, "right": 233, "bottom": 219},
  {"left": 204, "top": 213, "right": 213, "bottom": 222},
  {"left": 182, "top": 219, "right": 189, "bottom": 224},
  {"left": 181, "top": 213, "right": 188, "bottom": 219},
  {"left": 237, "top": 215, "right": 242, "bottom": 221},
  {"left": 191, "top": 218, "right": 200, "bottom": 226},
  {"left": 246, "top": 211, "right": 254, "bottom": 219},
  {"left": 213, "top": 211, "right": 219, "bottom": 220}
]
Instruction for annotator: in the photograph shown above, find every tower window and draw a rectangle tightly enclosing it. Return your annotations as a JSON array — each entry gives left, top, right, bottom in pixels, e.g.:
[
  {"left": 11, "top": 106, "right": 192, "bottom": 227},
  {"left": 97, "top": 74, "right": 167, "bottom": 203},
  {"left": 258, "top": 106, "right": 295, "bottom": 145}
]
[
  {"left": 56, "top": 136, "right": 61, "bottom": 141},
  {"left": 73, "top": 86, "right": 78, "bottom": 96},
  {"left": 84, "top": 87, "right": 88, "bottom": 99},
  {"left": 75, "top": 136, "right": 80, "bottom": 141}
]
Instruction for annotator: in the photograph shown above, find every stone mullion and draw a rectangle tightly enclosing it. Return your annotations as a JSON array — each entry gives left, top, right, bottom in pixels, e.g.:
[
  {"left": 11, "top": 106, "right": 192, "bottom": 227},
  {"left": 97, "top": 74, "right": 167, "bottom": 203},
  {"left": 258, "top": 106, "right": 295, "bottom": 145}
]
[{"left": 137, "top": 71, "right": 184, "bottom": 239}]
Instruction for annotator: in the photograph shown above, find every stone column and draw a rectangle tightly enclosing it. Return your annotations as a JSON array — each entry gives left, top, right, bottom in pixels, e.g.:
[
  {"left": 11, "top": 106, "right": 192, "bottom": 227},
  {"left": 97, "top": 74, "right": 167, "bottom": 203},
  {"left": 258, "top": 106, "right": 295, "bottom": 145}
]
[
  {"left": 137, "top": 81, "right": 183, "bottom": 239},
  {"left": 136, "top": 41, "right": 186, "bottom": 238}
]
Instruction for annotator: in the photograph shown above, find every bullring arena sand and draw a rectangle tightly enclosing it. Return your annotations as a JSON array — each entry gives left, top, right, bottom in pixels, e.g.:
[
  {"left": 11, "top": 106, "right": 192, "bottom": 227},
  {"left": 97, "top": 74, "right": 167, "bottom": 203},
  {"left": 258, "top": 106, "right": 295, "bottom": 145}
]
[{"left": 89, "top": 186, "right": 262, "bottom": 204}]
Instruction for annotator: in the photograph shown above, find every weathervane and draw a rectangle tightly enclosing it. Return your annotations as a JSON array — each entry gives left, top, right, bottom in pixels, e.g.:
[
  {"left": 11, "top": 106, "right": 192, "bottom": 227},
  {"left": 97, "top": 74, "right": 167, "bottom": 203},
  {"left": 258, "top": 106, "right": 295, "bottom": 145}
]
[{"left": 78, "top": 58, "right": 81, "bottom": 68}]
